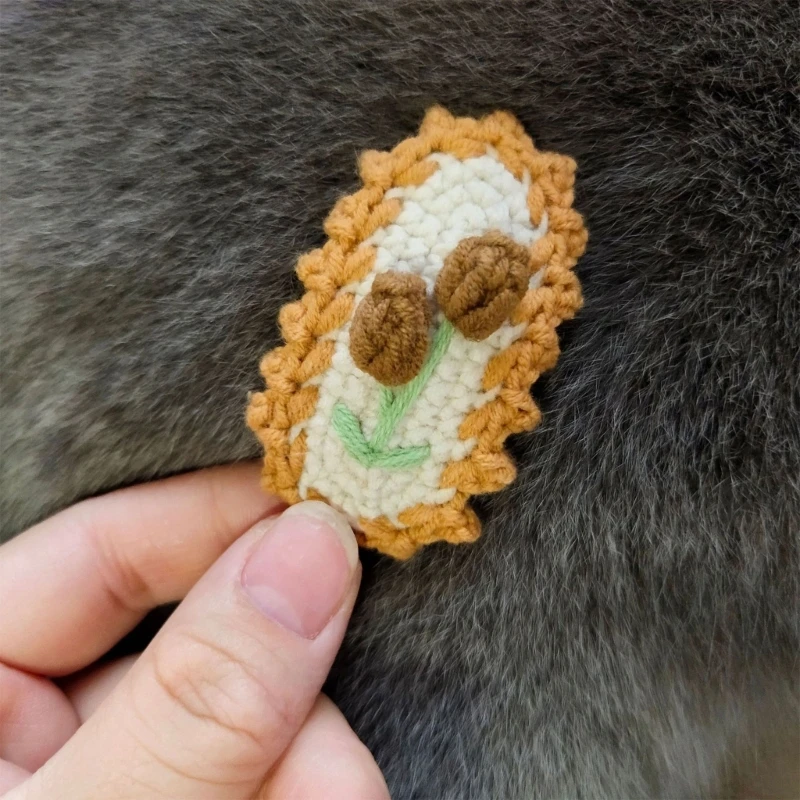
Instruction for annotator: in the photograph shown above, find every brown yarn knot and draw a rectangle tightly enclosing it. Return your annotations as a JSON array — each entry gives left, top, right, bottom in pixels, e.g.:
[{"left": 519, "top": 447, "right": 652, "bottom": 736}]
[
  {"left": 349, "top": 270, "right": 432, "bottom": 386},
  {"left": 435, "top": 230, "right": 531, "bottom": 341}
]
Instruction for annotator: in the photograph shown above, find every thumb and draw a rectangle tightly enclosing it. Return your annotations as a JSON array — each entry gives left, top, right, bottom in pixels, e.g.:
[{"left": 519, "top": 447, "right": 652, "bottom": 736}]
[{"left": 18, "top": 501, "right": 361, "bottom": 800}]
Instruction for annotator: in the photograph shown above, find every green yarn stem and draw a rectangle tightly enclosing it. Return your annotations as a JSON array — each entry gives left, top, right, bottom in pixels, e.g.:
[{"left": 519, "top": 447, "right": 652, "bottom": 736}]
[
  {"left": 331, "top": 319, "right": 455, "bottom": 470},
  {"left": 371, "top": 319, "right": 455, "bottom": 451}
]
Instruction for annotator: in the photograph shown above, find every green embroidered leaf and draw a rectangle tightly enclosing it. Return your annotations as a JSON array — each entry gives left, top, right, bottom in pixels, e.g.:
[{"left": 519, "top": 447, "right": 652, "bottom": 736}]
[
  {"left": 368, "top": 444, "right": 431, "bottom": 470},
  {"left": 331, "top": 403, "right": 373, "bottom": 465},
  {"left": 331, "top": 402, "right": 432, "bottom": 470}
]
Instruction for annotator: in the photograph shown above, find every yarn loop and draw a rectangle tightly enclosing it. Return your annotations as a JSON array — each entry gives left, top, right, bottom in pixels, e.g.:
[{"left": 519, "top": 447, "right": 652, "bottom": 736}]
[
  {"left": 436, "top": 230, "right": 532, "bottom": 341},
  {"left": 349, "top": 271, "right": 431, "bottom": 387}
]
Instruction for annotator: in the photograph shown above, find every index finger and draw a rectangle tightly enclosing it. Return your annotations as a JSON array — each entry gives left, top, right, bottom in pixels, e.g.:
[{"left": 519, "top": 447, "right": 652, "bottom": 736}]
[{"left": 0, "top": 462, "right": 282, "bottom": 675}]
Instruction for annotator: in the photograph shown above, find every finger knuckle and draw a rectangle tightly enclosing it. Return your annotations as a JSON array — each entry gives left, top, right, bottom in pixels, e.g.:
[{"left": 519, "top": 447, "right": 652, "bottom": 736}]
[
  {"left": 150, "top": 625, "right": 295, "bottom": 760},
  {"left": 72, "top": 507, "right": 154, "bottom": 613}
]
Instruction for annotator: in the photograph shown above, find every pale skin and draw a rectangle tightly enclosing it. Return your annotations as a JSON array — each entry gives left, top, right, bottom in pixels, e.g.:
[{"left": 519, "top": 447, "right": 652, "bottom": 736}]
[{"left": 0, "top": 462, "right": 390, "bottom": 799}]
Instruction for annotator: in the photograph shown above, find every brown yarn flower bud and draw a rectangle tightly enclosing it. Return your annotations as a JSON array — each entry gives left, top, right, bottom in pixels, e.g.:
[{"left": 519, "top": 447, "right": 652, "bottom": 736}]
[
  {"left": 349, "top": 270, "right": 432, "bottom": 386},
  {"left": 435, "top": 230, "right": 531, "bottom": 341}
]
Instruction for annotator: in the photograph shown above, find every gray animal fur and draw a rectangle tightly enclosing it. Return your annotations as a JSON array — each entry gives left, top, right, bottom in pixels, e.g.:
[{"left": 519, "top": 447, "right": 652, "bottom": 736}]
[{"left": 2, "top": 1, "right": 798, "bottom": 797}]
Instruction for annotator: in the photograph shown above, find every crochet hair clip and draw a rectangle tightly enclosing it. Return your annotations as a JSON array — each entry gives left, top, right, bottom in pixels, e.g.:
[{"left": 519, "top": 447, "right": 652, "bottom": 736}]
[{"left": 247, "top": 106, "right": 587, "bottom": 559}]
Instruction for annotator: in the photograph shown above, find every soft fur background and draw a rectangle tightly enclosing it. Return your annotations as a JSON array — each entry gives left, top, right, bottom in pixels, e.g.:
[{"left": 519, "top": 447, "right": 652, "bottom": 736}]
[{"left": 2, "top": 1, "right": 798, "bottom": 797}]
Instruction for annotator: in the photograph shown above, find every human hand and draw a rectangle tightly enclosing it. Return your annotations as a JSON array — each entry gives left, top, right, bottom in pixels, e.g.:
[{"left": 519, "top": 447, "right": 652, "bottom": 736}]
[{"left": 0, "top": 463, "right": 389, "bottom": 799}]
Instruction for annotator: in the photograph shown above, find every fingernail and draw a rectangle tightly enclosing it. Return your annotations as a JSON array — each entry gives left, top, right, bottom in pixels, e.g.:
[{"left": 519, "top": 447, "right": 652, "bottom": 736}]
[{"left": 241, "top": 501, "right": 359, "bottom": 638}]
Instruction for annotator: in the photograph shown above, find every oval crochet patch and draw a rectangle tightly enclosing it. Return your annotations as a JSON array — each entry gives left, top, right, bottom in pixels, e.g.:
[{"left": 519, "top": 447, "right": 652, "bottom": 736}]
[{"left": 247, "top": 107, "right": 587, "bottom": 559}]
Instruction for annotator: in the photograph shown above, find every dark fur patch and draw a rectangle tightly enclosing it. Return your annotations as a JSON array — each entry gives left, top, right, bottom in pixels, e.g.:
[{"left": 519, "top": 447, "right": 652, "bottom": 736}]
[{"left": 2, "top": 1, "right": 798, "bottom": 796}]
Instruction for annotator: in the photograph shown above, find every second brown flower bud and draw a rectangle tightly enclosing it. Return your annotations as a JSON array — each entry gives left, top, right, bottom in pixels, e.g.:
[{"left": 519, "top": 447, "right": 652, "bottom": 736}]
[{"left": 435, "top": 230, "right": 531, "bottom": 341}]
